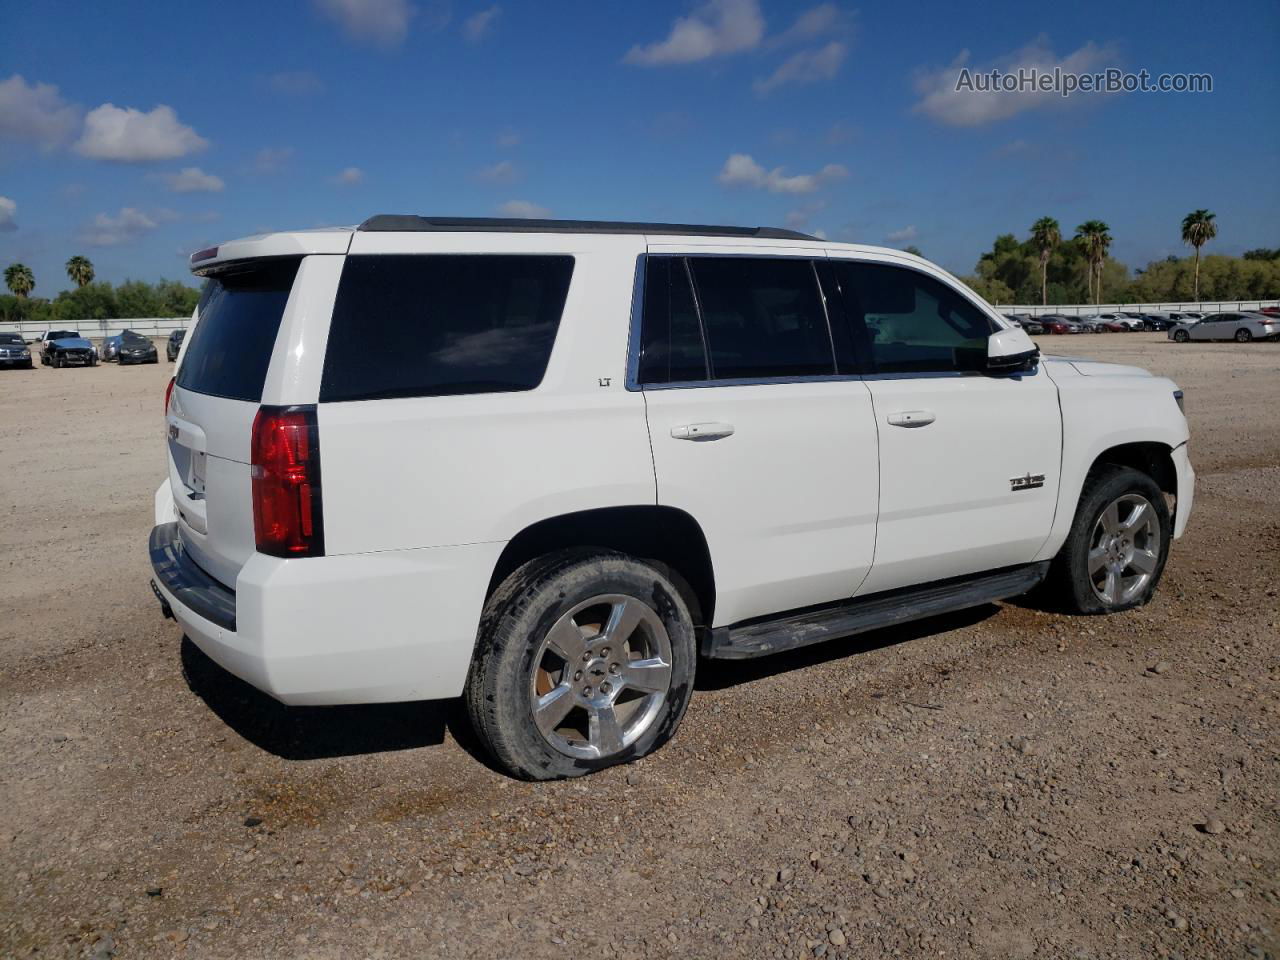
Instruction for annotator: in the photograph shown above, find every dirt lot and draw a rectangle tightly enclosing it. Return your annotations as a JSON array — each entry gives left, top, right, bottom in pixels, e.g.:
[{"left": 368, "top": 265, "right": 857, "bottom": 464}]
[{"left": 2, "top": 334, "right": 1277, "bottom": 959}]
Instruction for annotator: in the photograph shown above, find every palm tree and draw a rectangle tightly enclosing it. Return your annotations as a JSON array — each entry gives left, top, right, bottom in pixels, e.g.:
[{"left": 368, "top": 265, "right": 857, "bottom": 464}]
[
  {"left": 1030, "top": 217, "right": 1061, "bottom": 306},
  {"left": 1181, "top": 209, "right": 1217, "bottom": 301},
  {"left": 1075, "top": 221, "right": 1112, "bottom": 304},
  {"left": 4, "top": 263, "right": 34, "bottom": 298},
  {"left": 66, "top": 255, "right": 94, "bottom": 288}
]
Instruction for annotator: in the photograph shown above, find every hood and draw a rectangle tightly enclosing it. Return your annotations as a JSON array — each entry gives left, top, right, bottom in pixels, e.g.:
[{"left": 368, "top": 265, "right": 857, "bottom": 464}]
[
  {"left": 52, "top": 337, "right": 92, "bottom": 349},
  {"left": 1065, "top": 358, "right": 1154, "bottom": 378}
]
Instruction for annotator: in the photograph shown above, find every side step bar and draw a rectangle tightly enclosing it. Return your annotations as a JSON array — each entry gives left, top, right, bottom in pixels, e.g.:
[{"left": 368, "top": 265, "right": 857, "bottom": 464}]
[{"left": 704, "top": 562, "right": 1050, "bottom": 660}]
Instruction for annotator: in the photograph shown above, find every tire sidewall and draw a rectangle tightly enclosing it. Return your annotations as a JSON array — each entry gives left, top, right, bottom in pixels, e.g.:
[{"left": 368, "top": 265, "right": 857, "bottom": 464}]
[
  {"left": 470, "top": 553, "right": 696, "bottom": 780},
  {"left": 1061, "top": 467, "right": 1172, "bottom": 614}
]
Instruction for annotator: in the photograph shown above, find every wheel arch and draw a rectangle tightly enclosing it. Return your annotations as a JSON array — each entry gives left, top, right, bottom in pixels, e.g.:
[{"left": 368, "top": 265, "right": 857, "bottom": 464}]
[
  {"left": 1088, "top": 441, "right": 1177, "bottom": 498},
  {"left": 487, "top": 505, "right": 716, "bottom": 630}
]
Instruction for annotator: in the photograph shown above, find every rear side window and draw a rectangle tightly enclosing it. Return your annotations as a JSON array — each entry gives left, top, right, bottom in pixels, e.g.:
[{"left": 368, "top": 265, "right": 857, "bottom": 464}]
[
  {"left": 832, "top": 261, "right": 994, "bottom": 374},
  {"left": 637, "top": 257, "right": 706, "bottom": 384},
  {"left": 177, "top": 259, "right": 300, "bottom": 402},
  {"left": 689, "top": 258, "right": 834, "bottom": 380},
  {"left": 320, "top": 255, "right": 574, "bottom": 402}
]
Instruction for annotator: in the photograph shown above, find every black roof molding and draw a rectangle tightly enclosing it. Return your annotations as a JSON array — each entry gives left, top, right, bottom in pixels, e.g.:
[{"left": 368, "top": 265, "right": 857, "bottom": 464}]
[{"left": 357, "top": 215, "right": 816, "bottom": 241}]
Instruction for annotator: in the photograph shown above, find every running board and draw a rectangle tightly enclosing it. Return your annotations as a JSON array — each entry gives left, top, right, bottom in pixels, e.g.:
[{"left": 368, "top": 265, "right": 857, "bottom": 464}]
[{"left": 704, "top": 562, "right": 1050, "bottom": 660}]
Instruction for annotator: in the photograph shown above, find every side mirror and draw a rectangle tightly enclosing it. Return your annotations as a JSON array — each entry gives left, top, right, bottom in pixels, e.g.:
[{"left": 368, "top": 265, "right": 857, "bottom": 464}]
[{"left": 987, "top": 326, "right": 1039, "bottom": 373}]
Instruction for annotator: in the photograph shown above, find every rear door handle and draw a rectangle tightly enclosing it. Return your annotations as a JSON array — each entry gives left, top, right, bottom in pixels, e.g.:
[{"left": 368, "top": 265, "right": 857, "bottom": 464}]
[
  {"left": 671, "top": 422, "right": 735, "bottom": 441},
  {"left": 887, "top": 410, "right": 935, "bottom": 428}
]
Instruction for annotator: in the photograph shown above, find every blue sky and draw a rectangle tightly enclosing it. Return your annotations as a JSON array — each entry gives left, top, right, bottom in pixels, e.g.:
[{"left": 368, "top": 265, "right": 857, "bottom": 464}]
[{"left": 2, "top": 0, "right": 1277, "bottom": 294}]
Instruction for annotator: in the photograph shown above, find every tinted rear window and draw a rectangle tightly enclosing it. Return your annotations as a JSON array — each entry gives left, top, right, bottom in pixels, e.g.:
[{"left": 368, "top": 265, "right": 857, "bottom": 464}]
[
  {"left": 319, "top": 254, "right": 574, "bottom": 402},
  {"left": 177, "top": 260, "right": 300, "bottom": 402}
]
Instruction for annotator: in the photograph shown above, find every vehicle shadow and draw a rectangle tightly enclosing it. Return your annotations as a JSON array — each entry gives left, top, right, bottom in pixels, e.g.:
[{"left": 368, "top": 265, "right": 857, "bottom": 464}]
[
  {"left": 696, "top": 604, "right": 999, "bottom": 691},
  {"left": 180, "top": 637, "right": 472, "bottom": 762}
]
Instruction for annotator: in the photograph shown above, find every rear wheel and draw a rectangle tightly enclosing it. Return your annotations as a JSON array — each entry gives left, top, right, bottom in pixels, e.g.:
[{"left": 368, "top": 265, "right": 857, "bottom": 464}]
[
  {"left": 1235, "top": 328, "right": 1252, "bottom": 343},
  {"left": 466, "top": 550, "right": 695, "bottom": 780},
  {"left": 1046, "top": 465, "right": 1171, "bottom": 614},
  {"left": 1173, "top": 329, "right": 1189, "bottom": 343}
]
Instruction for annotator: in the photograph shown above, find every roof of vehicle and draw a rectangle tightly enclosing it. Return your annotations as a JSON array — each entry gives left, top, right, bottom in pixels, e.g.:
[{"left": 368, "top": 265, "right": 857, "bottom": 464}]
[{"left": 357, "top": 214, "right": 816, "bottom": 241}]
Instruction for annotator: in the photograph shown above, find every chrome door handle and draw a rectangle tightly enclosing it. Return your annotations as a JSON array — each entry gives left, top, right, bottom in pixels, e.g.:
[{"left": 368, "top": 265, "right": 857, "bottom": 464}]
[
  {"left": 671, "top": 422, "right": 735, "bottom": 441},
  {"left": 886, "top": 410, "right": 935, "bottom": 428}
]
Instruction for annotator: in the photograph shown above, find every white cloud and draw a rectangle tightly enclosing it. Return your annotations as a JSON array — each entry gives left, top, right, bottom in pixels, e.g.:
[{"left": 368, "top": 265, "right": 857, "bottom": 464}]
[
  {"left": 252, "top": 146, "right": 294, "bottom": 173},
  {"left": 497, "top": 200, "right": 550, "bottom": 218},
  {"left": 474, "top": 160, "right": 519, "bottom": 183},
  {"left": 158, "top": 167, "right": 225, "bottom": 193},
  {"left": 784, "top": 199, "right": 828, "bottom": 230},
  {"left": 74, "top": 104, "right": 208, "bottom": 163},
  {"left": 333, "top": 166, "right": 365, "bottom": 185},
  {"left": 269, "top": 70, "right": 325, "bottom": 95},
  {"left": 314, "top": 0, "right": 415, "bottom": 47},
  {"left": 754, "top": 40, "right": 846, "bottom": 94},
  {"left": 624, "top": 0, "right": 765, "bottom": 65},
  {"left": 913, "top": 36, "right": 1115, "bottom": 127},
  {"left": 886, "top": 225, "right": 918, "bottom": 244},
  {"left": 0, "top": 196, "right": 16, "bottom": 232},
  {"left": 463, "top": 5, "right": 501, "bottom": 41},
  {"left": 0, "top": 74, "right": 81, "bottom": 149},
  {"left": 771, "top": 3, "right": 847, "bottom": 46},
  {"left": 718, "top": 153, "right": 847, "bottom": 194},
  {"left": 78, "top": 207, "right": 160, "bottom": 247}
]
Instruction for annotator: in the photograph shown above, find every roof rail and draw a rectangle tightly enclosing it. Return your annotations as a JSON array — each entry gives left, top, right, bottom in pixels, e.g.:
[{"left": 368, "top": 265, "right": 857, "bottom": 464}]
[{"left": 356, "top": 215, "right": 817, "bottom": 241}]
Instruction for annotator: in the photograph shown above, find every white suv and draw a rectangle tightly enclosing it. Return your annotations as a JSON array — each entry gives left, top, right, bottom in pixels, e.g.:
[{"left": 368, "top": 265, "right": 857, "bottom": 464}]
[{"left": 150, "top": 216, "right": 1195, "bottom": 780}]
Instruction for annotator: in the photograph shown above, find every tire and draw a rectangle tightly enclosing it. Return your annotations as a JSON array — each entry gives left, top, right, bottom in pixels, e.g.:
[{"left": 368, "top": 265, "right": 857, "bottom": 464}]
[
  {"left": 466, "top": 550, "right": 696, "bottom": 780},
  {"left": 51, "top": 355, "right": 61, "bottom": 369},
  {"left": 1235, "top": 329, "right": 1252, "bottom": 343},
  {"left": 1045, "top": 465, "right": 1171, "bottom": 615},
  {"left": 1173, "top": 329, "right": 1189, "bottom": 343}
]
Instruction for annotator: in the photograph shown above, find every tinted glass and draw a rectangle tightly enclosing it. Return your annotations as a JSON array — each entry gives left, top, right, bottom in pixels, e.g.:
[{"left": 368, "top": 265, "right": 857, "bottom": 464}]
[
  {"left": 49, "top": 331, "right": 79, "bottom": 340},
  {"left": 176, "top": 259, "right": 299, "bottom": 402},
  {"left": 832, "top": 262, "right": 994, "bottom": 374},
  {"left": 122, "top": 331, "right": 150, "bottom": 344},
  {"left": 320, "top": 254, "right": 574, "bottom": 402},
  {"left": 0, "top": 333, "right": 22, "bottom": 344},
  {"left": 687, "top": 257, "right": 834, "bottom": 380},
  {"left": 637, "top": 257, "right": 707, "bottom": 384}
]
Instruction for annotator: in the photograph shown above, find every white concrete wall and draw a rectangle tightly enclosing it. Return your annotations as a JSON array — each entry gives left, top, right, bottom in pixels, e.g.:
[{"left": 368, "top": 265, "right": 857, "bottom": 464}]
[
  {"left": 0, "top": 317, "right": 189, "bottom": 341},
  {"left": 999, "top": 300, "right": 1279, "bottom": 318}
]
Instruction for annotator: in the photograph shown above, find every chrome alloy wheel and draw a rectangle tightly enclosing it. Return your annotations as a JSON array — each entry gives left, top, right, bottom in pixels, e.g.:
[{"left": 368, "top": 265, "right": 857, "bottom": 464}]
[
  {"left": 1088, "top": 494, "right": 1161, "bottom": 606},
  {"left": 528, "top": 594, "right": 673, "bottom": 761}
]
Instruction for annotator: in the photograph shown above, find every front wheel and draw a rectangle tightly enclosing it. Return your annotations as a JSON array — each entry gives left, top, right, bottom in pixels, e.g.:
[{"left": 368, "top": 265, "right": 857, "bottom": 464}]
[
  {"left": 1173, "top": 329, "right": 1189, "bottom": 343},
  {"left": 1046, "top": 466, "right": 1171, "bottom": 614},
  {"left": 1235, "top": 329, "right": 1252, "bottom": 343},
  {"left": 466, "top": 550, "right": 696, "bottom": 780}
]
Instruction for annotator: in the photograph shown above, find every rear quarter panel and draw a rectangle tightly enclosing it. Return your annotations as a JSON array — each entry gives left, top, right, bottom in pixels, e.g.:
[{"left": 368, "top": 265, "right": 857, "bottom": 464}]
[{"left": 318, "top": 235, "right": 655, "bottom": 554}]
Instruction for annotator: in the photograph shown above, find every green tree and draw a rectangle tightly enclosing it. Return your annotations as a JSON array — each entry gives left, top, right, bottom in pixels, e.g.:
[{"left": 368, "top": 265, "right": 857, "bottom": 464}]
[
  {"left": 1180, "top": 209, "right": 1217, "bottom": 301},
  {"left": 4, "top": 262, "right": 35, "bottom": 298},
  {"left": 1030, "top": 217, "right": 1061, "bottom": 306},
  {"left": 65, "top": 255, "right": 95, "bottom": 288},
  {"left": 1074, "top": 221, "right": 1112, "bottom": 304}
]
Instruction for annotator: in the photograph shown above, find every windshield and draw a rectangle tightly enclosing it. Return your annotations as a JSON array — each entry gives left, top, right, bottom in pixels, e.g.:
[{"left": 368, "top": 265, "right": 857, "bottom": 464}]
[
  {"left": 122, "top": 332, "right": 150, "bottom": 344},
  {"left": 0, "top": 333, "right": 23, "bottom": 345},
  {"left": 49, "top": 330, "right": 80, "bottom": 340}
]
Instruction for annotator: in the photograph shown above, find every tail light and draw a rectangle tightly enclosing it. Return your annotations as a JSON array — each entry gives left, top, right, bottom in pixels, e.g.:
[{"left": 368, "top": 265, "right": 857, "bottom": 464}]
[
  {"left": 164, "top": 376, "right": 175, "bottom": 414},
  {"left": 250, "top": 405, "right": 324, "bottom": 558}
]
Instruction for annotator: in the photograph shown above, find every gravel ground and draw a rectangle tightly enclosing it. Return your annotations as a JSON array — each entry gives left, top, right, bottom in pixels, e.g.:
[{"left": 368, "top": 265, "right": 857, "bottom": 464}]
[{"left": 1, "top": 334, "right": 1277, "bottom": 959}]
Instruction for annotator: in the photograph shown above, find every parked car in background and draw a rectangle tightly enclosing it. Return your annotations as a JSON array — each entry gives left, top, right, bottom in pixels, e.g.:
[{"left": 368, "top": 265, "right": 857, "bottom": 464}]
[
  {"left": 166, "top": 329, "right": 186, "bottom": 362},
  {"left": 118, "top": 331, "right": 159, "bottom": 364},
  {"left": 101, "top": 332, "right": 126, "bottom": 362},
  {"left": 0, "top": 331, "right": 33, "bottom": 368},
  {"left": 1076, "top": 317, "right": 1107, "bottom": 333},
  {"left": 1040, "top": 315, "right": 1078, "bottom": 334},
  {"left": 1142, "top": 314, "right": 1173, "bottom": 331},
  {"left": 1019, "top": 317, "right": 1045, "bottom": 335},
  {"left": 1169, "top": 312, "right": 1280, "bottom": 342},
  {"left": 40, "top": 331, "right": 97, "bottom": 367},
  {"left": 149, "top": 215, "right": 1194, "bottom": 780}
]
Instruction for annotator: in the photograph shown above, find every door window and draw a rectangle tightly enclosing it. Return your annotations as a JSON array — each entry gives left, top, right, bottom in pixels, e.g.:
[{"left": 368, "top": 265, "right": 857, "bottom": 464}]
[
  {"left": 636, "top": 257, "right": 707, "bottom": 384},
  {"left": 831, "top": 262, "right": 994, "bottom": 374}
]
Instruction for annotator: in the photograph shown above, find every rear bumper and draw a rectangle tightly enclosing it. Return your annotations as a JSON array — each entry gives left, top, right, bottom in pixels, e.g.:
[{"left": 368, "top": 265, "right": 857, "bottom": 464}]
[
  {"left": 1171, "top": 442, "right": 1195, "bottom": 540},
  {"left": 148, "top": 521, "right": 503, "bottom": 706}
]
